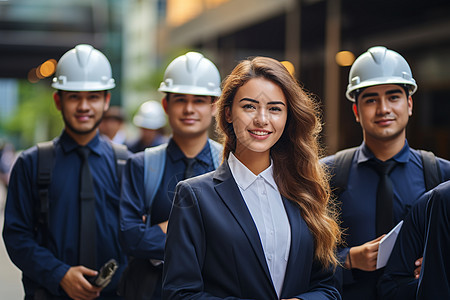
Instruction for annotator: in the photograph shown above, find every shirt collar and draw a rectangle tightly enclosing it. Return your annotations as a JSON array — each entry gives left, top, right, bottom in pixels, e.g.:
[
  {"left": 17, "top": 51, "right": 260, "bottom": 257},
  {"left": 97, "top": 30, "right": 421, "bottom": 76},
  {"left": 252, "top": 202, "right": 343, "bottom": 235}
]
[
  {"left": 59, "top": 130, "right": 102, "bottom": 156},
  {"left": 357, "top": 140, "right": 410, "bottom": 164},
  {"left": 227, "top": 152, "right": 277, "bottom": 191},
  {"left": 167, "top": 138, "right": 212, "bottom": 166}
]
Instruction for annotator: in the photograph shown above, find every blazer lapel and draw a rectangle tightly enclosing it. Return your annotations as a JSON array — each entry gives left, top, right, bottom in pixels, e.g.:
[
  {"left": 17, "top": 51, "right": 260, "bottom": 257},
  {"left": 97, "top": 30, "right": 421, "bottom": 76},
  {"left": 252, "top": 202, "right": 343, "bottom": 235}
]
[
  {"left": 213, "top": 161, "right": 273, "bottom": 284},
  {"left": 281, "top": 197, "right": 307, "bottom": 293}
]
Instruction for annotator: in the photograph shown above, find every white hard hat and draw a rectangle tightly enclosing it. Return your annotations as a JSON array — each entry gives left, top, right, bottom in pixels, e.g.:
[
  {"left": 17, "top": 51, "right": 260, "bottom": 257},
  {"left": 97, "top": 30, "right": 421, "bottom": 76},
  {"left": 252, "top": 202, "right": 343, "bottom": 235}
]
[
  {"left": 52, "top": 44, "right": 115, "bottom": 91},
  {"left": 346, "top": 46, "right": 417, "bottom": 102},
  {"left": 133, "top": 101, "right": 166, "bottom": 130},
  {"left": 158, "top": 52, "right": 221, "bottom": 97}
]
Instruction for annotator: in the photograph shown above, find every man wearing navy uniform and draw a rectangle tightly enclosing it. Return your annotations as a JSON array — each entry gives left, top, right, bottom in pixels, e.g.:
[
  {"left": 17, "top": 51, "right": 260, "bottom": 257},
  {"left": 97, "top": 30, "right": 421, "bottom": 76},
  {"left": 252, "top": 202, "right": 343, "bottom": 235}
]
[
  {"left": 3, "top": 44, "right": 128, "bottom": 299},
  {"left": 119, "top": 52, "right": 222, "bottom": 300},
  {"left": 322, "top": 46, "right": 450, "bottom": 299}
]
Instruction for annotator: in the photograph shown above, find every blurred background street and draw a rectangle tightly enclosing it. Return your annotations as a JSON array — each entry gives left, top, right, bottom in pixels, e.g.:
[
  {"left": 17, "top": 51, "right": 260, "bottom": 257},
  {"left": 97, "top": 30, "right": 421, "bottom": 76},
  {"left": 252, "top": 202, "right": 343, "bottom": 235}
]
[{"left": 0, "top": 183, "right": 24, "bottom": 299}]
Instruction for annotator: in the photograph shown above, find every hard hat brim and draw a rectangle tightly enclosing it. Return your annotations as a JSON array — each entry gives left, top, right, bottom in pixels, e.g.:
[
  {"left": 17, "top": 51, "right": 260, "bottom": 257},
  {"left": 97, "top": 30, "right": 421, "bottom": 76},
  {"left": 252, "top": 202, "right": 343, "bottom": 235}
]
[
  {"left": 52, "top": 81, "right": 115, "bottom": 92},
  {"left": 158, "top": 84, "right": 221, "bottom": 97},
  {"left": 346, "top": 77, "right": 417, "bottom": 102}
]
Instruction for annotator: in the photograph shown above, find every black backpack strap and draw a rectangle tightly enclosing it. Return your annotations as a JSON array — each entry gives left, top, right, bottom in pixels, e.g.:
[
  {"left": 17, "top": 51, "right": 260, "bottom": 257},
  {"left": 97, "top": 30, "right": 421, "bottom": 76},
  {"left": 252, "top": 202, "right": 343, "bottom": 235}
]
[
  {"left": 111, "top": 143, "right": 128, "bottom": 184},
  {"left": 37, "top": 141, "right": 54, "bottom": 246},
  {"left": 420, "top": 150, "right": 442, "bottom": 191},
  {"left": 330, "top": 147, "right": 358, "bottom": 196}
]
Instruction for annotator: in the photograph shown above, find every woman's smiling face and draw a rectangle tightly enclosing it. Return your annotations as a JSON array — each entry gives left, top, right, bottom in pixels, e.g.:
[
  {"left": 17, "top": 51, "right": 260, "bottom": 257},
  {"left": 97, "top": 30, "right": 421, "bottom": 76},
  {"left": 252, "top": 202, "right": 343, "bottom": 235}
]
[{"left": 226, "top": 77, "right": 287, "bottom": 158}]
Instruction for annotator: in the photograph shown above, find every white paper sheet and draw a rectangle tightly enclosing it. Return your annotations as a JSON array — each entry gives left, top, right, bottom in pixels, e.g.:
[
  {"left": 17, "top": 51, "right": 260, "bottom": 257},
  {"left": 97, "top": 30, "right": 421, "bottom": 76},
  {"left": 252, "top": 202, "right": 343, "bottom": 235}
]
[{"left": 376, "top": 220, "right": 404, "bottom": 269}]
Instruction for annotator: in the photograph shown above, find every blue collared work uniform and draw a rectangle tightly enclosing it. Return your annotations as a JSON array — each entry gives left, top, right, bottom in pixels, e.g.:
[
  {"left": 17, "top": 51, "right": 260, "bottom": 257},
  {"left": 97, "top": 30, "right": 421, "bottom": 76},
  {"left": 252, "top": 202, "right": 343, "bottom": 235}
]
[
  {"left": 321, "top": 140, "right": 450, "bottom": 300},
  {"left": 2, "top": 131, "right": 128, "bottom": 299},
  {"left": 119, "top": 138, "right": 218, "bottom": 299}
]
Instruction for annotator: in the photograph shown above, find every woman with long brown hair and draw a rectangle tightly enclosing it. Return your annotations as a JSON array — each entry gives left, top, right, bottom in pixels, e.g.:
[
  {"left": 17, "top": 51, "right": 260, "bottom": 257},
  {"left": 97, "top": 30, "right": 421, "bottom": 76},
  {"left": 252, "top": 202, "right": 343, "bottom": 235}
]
[{"left": 162, "top": 56, "right": 341, "bottom": 300}]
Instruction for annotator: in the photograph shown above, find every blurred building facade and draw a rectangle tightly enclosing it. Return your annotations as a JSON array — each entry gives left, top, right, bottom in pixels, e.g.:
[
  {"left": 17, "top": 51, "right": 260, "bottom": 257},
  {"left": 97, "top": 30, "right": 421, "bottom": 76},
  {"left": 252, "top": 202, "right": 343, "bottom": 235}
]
[
  {"left": 2, "top": 0, "right": 450, "bottom": 157},
  {"left": 154, "top": 0, "right": 450, "bottom": 158},
  {"left": 121, "top": 0, "right": 165, "bottom": 112},
  {"left": 0, "top": 0, "right": 124, "bottom": 104},
  {"left": 0, "top": 0, "right": 125, "bottom": 148}
]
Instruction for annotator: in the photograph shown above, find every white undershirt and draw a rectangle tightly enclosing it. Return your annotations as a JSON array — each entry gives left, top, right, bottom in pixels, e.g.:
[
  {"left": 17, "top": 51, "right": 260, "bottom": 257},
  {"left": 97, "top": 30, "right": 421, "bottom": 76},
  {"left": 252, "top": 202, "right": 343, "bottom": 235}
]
[{"left": 228, "top": 153, "right": 291, "bottom": 298}]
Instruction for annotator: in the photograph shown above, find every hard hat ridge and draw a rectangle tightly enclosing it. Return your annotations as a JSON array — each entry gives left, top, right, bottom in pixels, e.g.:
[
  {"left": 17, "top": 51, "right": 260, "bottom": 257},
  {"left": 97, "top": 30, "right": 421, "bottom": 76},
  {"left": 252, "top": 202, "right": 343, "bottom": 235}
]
[
  {"left": 369, "top": 46, "right": 387, "bottom": 65},
  {"left": 74, "top": 44, "right": 93, "bottom": 68},
  {"left": 185, "top": 52, "right": 203, "bottom": 73}
]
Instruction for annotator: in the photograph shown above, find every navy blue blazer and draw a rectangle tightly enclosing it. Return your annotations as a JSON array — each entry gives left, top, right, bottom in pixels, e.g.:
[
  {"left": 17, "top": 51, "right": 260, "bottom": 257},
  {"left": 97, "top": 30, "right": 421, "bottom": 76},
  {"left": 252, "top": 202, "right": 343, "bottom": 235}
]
[
  {"left": 417, "top": 181, "right": 450, "bottom": 299},
  {"left": 162, "top": 162, "right": 340, "bottom": 300}
]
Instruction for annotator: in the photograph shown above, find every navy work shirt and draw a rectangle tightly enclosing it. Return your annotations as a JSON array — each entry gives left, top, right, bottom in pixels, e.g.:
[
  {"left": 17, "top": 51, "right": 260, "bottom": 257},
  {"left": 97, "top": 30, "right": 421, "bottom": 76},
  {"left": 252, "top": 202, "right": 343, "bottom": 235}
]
[
  {"left": 321, "top": 140, "right": 450, "bottom": 300},
  {"left": 2, "top": 131, "right": 128, "bottom": 299},
  {"left": 119, "top": 138, "right": 218, "bottom": 259}
]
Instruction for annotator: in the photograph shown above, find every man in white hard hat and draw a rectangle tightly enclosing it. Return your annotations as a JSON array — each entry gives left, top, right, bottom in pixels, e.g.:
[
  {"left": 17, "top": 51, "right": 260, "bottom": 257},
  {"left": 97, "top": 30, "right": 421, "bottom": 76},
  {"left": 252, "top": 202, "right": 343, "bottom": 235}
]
[
  {"left": 321, "top": 46, "right": 450, "bottom": 299},
  {"left": 118, "top": 52, "right": 222, "bottom": 300},
  {"left": 3, "top": 44, "right": 129, "bottom": 299},
  {"left": 126, "top": 100, "right": 168, "bottom": 153}
]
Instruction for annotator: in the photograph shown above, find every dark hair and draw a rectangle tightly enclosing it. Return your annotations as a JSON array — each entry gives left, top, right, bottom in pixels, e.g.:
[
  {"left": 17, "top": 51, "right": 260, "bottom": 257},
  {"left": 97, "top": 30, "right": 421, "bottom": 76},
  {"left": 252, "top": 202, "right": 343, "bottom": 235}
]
[
  {"left": 57, "top": 90, "right": 108, "bottom": 97},
  {"left": 216, "top": 56, "right": 341, "bottom": 267},
  {"left": 165, "top": 92, "right": 216, "bottom": 103},
  {"left": 354, "top": 84, "right": 411, "bottom": 104}
]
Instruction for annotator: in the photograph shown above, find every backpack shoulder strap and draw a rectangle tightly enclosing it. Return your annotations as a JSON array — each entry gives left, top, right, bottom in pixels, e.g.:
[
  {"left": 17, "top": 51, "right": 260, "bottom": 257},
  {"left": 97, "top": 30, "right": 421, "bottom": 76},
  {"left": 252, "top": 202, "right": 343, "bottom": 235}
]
[
  {"left": 144, "top": 144, "right": 168, "bottom": 214},
  {"left": 208, "top": 139, "right": 223, "bottom": 169},
  {"left": 419, "top": 150, "right": 442, "bottom": 191},
  {"left": 330, "top": 147, "right": 358, "bottom": 196},
  {"left": 37, "top": 141, "right": 54, "bottom": 246},
  {"left": 111, "top": 143, "right": 128, "bottom": 184}
]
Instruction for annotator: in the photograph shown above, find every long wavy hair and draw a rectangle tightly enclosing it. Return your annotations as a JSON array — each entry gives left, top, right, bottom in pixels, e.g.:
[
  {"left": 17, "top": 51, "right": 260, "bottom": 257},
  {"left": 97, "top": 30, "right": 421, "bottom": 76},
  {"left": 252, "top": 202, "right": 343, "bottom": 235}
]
[{"left": 216, "top": 57, "right": 341, "bottom": 268}]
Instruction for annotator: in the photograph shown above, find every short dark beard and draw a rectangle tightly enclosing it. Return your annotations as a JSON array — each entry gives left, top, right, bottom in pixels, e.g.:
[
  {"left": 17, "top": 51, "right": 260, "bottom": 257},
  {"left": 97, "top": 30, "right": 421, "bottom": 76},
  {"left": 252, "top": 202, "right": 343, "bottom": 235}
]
[
  {"left": 58, "top": 90, "right": 108, "bottom": 135},
  {"left": 62, "top": 111, "right": 104, "bottom": 135}
]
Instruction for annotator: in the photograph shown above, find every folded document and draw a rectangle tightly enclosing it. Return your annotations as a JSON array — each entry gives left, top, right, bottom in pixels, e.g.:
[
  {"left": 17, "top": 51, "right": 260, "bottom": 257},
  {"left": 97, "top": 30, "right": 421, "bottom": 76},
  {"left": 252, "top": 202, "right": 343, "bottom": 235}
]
[{"left": 376, "top": 220, "right": 404, "bottom": 269}]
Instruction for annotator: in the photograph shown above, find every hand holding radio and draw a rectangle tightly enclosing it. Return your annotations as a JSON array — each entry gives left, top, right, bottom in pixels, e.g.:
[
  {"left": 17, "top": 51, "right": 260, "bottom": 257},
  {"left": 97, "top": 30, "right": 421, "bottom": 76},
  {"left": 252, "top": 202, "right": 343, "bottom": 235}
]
[{"left": 88, "top": 259, "right": 118, "bottom": 288}]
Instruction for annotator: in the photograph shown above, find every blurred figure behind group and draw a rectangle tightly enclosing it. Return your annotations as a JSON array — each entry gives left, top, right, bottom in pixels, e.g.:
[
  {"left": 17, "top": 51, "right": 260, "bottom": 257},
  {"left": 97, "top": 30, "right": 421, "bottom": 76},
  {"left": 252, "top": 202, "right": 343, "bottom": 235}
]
[
  {"left": 126, "top": 100, "right": 168, "bottom": 153},
  {"left": 99, "top": 106, "right": 127, "bottom": 144},
  {"left": 0, "top": 140, "right": 16, "bottom": 187}
]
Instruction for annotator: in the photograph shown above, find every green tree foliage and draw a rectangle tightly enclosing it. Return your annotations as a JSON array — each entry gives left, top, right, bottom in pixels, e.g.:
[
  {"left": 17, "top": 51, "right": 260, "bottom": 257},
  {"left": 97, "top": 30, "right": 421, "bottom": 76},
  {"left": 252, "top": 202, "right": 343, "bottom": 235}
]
[{"left": 3, "top": 79, "right": 63, "bottom": 150}]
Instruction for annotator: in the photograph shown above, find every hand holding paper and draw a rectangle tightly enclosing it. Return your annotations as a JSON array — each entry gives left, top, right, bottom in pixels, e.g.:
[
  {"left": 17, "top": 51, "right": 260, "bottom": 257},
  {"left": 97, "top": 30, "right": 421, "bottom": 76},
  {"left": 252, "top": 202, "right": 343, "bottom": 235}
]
[{"left": 376, "top": 220, "right": 404, "bottom": 269}]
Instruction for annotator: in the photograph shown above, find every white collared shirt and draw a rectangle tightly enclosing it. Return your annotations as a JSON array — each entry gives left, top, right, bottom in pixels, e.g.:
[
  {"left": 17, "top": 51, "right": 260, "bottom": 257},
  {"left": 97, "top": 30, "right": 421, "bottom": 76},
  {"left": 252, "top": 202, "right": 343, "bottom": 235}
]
[{"left": 228, "top": 153, "right": 291, "bottom": 298}]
